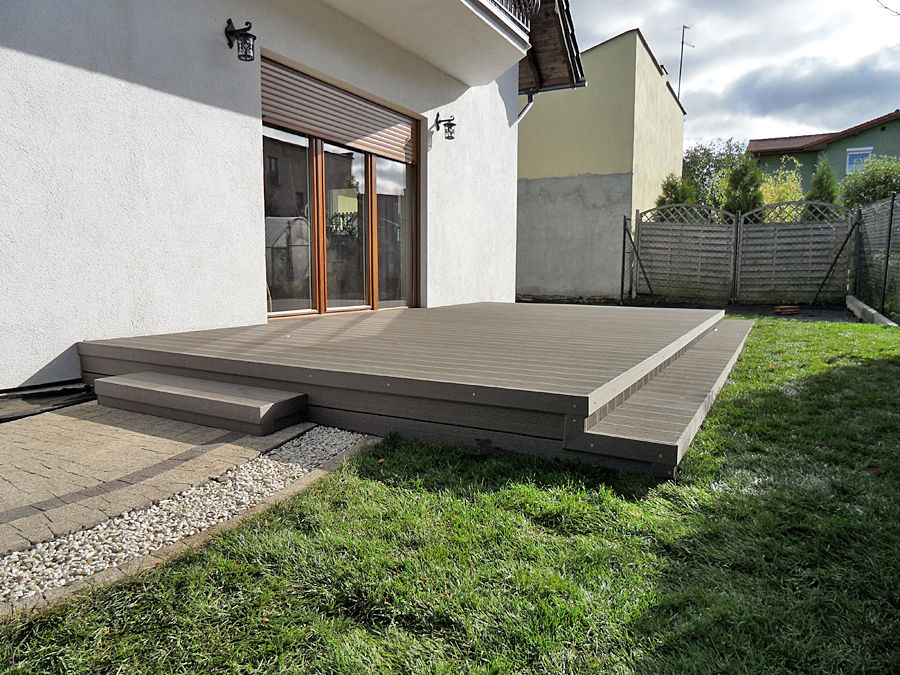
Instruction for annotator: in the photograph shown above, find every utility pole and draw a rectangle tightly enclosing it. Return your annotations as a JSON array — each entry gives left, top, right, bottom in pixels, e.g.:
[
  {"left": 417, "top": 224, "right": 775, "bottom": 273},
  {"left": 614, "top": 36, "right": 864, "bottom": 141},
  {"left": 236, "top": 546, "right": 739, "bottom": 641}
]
[{"left": 677, "top": 24, "right": 693, "bottom": 100}]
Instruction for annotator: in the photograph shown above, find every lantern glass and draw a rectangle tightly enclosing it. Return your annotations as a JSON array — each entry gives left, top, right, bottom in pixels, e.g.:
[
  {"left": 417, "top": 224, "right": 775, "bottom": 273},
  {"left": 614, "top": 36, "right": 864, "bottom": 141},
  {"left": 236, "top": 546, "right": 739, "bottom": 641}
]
[
  {"left": 444, "top": 122, "right": 456, "bottom": 140},
  {"left": 236, "top": 33, "right": 255, "bottom": 61}
]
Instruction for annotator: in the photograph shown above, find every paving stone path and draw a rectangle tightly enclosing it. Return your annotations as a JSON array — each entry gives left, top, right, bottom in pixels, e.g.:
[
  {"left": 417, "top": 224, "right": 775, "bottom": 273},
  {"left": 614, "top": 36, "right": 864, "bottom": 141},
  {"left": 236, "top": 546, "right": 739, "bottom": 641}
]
[{"left": 0, "top": 402, "right": 309, "bottom": 556}]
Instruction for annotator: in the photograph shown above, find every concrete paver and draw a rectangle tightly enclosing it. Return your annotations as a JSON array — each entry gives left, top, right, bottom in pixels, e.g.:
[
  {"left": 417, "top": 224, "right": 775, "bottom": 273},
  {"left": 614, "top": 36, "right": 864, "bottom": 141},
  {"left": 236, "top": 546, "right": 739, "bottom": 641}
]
[{"left": 0, "top": 402, "right": 311, "bottom": 556}]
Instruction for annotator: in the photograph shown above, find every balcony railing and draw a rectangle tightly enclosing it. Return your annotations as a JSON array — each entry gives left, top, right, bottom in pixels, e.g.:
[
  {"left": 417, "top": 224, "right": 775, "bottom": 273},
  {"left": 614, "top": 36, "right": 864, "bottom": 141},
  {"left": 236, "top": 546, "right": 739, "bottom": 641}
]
[{"left": 490, "top": 0, "right": 540, "bottom": 31}]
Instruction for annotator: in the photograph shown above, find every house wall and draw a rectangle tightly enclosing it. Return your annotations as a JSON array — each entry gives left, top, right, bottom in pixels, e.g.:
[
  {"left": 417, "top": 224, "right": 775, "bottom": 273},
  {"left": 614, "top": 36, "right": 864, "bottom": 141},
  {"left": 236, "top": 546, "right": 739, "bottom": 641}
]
[
  {"left": 821, "top": 120, "right": 900, "bottom": 183},
  {"left": 516, "top": 30, "right": 682, "bottom": 301},
  {"left": 757, "top": 120, "right": 900, "bottom": 194},
  {"left": 517, "top": 32, "right": 636, "bottom": 180},
  {"left": 631, "top": 42, "right": 684, "bottom": 213},
  {"left": 0, "top": 0, "right": 519, "bottom": 390}
]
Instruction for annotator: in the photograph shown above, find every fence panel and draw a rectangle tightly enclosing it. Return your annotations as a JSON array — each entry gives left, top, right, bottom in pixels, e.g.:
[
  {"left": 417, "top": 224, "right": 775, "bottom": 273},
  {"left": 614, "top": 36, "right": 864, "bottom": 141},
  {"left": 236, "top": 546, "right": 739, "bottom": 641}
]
[
  {"left": 857, "top": 194, "right": 898, "bottom": 322},
  {"left": 736, "top": 202, "right": 853, "bottom": 303},
  {"left": 634, "top": 201, "right": 855, "bottom": 305},
  {"left": 635, "top": 205, "right": 735, "bottom": 302}
]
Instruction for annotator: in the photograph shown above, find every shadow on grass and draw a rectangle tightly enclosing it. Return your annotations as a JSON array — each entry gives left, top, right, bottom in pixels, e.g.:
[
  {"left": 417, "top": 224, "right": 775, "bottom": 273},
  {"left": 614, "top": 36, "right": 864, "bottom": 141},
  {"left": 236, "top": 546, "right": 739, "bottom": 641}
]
[
  {"left": 350, "top": 433, "right": 665, "bottom": 504},
  {"left": 347, "top": 354, "right": 900, "bottom": 671},
  {"left": 624, "top": 354, "right": 900, "bottom": 672}
]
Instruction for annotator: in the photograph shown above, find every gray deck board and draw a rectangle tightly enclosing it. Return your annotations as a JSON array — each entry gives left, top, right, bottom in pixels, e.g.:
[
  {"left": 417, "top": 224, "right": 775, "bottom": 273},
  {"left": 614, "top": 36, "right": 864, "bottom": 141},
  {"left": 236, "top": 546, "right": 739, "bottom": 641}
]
[
  {"left": 574, "top": 320, "right": 754, "bottom": 458},
  {"left": 80, "top": 303, "right": 722, "bottom": 413},
  {"left": 77, "top": 303, "right": 748, "bottom": 476}
]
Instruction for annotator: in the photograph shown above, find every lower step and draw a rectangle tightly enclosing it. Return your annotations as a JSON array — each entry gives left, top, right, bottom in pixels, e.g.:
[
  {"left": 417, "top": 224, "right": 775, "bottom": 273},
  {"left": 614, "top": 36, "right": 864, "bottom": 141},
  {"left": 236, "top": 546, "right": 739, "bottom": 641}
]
[
  {"left": 565, "top": 319, "right": 754, "bottom": 476},
  {"left": 94, "top": 372, "right": 307, "bottom": 436}
]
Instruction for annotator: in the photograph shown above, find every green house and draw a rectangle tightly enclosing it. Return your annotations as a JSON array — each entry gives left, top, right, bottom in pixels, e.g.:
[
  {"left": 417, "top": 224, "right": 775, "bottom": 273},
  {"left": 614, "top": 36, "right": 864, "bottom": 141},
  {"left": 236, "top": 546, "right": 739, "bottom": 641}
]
[{"left": 748, "top": 109, "right": 900, "bottom": 193}]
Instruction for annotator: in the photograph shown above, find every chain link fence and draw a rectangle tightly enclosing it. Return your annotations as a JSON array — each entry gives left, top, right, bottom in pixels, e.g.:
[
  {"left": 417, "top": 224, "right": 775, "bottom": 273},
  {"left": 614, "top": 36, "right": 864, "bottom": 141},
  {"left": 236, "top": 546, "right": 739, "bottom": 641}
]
[{"left": 856, "top": 194, "right": 898, "bottom": 322}]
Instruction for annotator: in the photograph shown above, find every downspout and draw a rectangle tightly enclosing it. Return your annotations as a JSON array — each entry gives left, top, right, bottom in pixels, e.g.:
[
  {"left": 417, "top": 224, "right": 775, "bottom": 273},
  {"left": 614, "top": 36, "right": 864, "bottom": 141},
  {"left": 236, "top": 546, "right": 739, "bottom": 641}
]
[{"left": 516, "top": 92, "right": 536, "bottom": 124}]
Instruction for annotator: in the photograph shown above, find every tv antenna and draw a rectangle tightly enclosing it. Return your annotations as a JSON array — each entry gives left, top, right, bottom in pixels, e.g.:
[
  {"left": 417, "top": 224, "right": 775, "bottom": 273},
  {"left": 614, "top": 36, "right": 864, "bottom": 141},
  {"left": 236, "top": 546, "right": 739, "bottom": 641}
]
[{"left": 677, "top": 24, "right": 694, "bottom": 100}]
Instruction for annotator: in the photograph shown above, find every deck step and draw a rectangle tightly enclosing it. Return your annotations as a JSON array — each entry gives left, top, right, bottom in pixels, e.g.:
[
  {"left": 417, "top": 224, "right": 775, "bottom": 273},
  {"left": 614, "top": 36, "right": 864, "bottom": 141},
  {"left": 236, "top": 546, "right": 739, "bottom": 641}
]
[
  {"left": 94, "top": 372, "right": 307, "bottom": 436},
  {"left": 564, "top": 320, "right": 754, "bottom": 476}
]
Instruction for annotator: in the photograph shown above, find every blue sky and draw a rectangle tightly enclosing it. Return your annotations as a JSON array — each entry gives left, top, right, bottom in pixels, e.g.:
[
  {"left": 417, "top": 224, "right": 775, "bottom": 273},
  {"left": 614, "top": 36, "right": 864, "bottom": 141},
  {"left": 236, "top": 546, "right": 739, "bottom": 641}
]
[{"left": 569, "top": 0, "right": 900, "bottom": 146}]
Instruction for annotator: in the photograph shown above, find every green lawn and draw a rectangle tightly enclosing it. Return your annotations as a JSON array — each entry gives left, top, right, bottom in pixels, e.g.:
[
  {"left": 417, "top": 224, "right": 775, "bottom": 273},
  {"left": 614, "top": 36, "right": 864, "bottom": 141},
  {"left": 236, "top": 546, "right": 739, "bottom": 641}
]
[{"left": 2, "top": 318, "right": 898, "bottom": 673}]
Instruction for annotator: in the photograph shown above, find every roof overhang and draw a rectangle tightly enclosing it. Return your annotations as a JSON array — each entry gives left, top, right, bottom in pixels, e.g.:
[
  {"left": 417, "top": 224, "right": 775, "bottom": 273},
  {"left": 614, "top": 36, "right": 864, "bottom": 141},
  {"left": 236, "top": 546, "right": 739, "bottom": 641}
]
[
  {"left": 518, "top": 0, "right": 586, "bottom": 95},
  {"left": 748, "top": 109, "right": 900, "bottom": 156}
]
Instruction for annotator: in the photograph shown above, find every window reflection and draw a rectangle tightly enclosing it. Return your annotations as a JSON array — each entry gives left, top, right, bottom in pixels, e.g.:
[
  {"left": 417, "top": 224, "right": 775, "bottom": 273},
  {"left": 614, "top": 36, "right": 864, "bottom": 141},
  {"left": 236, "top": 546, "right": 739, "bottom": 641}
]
[
  {"left": 263, "top": 132, "right": 313, "bottom": 313},
  {"left": 324, "top": 143, "right": 367, "bottom": 309},
  {"left": 376, "top": 156, "right": 414, "bottom": 307}
]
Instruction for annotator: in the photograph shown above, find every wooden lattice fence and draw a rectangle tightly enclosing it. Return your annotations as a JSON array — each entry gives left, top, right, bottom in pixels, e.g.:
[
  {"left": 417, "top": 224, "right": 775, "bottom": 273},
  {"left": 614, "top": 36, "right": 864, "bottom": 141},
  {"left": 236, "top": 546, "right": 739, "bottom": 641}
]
[
  {"left": 633, "top": 204, "right": 735, "bottom": 300},
  {"left": 633, "top": 201, "right": 855, "bottom": 304}
]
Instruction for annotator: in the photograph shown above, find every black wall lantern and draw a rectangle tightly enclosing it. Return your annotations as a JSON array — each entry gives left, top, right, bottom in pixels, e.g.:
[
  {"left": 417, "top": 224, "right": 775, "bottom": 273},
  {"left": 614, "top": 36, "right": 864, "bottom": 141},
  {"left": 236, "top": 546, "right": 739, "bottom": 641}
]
[
  {"left": 434, "top": 113, "right": 456, "bottom": 140},
  {"left": 225, "top": 19, "right": 256, "bottom": 61}
]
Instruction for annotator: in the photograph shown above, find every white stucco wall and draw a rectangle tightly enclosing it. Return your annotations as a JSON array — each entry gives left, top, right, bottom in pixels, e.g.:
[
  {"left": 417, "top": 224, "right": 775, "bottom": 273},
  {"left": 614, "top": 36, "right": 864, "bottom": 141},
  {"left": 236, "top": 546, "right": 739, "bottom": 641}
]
[
  {"left": 0, "top": 0, "right": 519, "bottom": 389},
  {"left": 422, "top": 66, "right": 519, "bottom": 307}
]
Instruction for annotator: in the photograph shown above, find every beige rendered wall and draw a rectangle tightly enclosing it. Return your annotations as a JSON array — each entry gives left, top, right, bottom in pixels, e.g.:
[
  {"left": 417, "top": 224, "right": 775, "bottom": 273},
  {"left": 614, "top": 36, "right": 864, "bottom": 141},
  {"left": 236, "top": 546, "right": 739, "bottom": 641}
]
[
  {"left": 631, "top": 43, "right": 685, "bottom": 214},
  {"left": 0, "top": 0, "right": 519, "bottom": 389},
  {"left": 517, "top": 31, "right": 637, "bottom": 180}
]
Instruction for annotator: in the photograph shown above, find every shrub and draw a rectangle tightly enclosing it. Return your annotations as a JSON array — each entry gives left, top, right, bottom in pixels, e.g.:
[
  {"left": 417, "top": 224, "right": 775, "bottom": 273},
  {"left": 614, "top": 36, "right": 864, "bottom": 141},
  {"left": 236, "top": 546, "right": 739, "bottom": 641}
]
[
  {"left": 840, "top": 155, "right": 900, "bottom": 208},
  {"left": 760, "top": 156, "right": 804, "bottom": 205},
  {"left": 683, "top": 138, "right": 746, "bottom": 207},
  {"left": 655, "top": 173, "right": 698, "bottom": 207},
  {"left": 722, "top": 157, "right": 764, "bottom": 214},
  {"left": 806, "top": 159, "right": 839, "bottom": 204}
]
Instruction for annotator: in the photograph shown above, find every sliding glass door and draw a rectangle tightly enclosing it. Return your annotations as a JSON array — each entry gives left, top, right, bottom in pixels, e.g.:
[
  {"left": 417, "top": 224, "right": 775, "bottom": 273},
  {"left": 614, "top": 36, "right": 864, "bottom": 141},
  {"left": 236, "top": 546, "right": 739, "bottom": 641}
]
[
  {"left": 324, "top": 143, "right": 368, "bottom": 310},
  {"left": 263, "top": 128, "right": 313, "bottom": 314},
  {"left": 263, "top": 127, "right": 416, "bottom": 315}
]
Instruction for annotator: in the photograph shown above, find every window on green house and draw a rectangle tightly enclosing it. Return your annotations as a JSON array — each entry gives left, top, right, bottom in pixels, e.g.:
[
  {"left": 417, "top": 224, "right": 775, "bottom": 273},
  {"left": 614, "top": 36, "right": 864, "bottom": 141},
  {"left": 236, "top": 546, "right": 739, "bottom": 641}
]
[{"left": 846, "top": 147, "right": 873, "bottom": 174}]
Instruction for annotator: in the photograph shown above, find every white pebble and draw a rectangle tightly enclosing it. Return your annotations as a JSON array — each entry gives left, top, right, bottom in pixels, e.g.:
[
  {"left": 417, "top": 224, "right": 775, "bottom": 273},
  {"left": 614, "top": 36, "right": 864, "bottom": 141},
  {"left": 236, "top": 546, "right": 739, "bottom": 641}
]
[{"left": 0, "top": 426, "right": 362, "bottom": 604}]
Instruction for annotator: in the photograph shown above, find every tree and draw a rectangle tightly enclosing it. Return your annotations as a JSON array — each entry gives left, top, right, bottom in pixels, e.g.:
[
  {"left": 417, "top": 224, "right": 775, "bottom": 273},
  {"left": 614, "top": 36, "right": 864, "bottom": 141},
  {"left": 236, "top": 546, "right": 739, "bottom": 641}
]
[
  {"left": 805, "top": 159, "right": 839, "bottom": 203},
  {"left": 682, "top": 138, "right": 746, "bottom": 206},
  {"left": 655, "top": 173, "right": 697, "bottom": 207},
  {"left": 840, "top": 155, "right": 900, "bottom": 208},
  {"left": 722, "top": 156, "right": 764, "bottom": 214},
  {"left": 760, "top": 156, "right": 804, "bottom": 204}
]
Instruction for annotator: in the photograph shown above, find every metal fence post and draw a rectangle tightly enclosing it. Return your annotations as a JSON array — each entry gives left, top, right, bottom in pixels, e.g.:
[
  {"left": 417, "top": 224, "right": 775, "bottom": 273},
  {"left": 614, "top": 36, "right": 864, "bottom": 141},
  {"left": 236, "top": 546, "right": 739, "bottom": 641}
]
[
  {"left": 620, "top": 216, "right": 628, "bottom": 304},
  {"left": 631, "top": 209, "right": 640, "bottom": 299},
  {"left": 855, "top": 208, "right": 863, "bottom": 297},
  {"left": 881, "top": 192, "right": 896, "bottom": 316},
  {"left": 730, "top": 211, "right": 741, "bottom": 303}
]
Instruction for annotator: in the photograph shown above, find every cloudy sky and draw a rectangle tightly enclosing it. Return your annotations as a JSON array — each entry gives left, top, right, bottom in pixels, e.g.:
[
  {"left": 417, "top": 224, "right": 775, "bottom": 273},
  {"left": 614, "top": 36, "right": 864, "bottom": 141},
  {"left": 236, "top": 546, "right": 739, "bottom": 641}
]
[{"left": 569, "top": 0, "right": 900, "bottom": 146}]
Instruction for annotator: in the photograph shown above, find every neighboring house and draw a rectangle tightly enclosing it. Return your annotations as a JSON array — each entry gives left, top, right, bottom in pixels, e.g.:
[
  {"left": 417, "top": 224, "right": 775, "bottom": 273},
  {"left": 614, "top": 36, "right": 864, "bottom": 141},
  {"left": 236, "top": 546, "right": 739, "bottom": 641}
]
[
  {"left": 0, "top": 0, "right": 582, "bottom": 390},
  {"left": 516, "top": 29, "right": 685, "bottom": 302},
  {"left": 748, "top": 109, "right": 900, "bottom": 193}
]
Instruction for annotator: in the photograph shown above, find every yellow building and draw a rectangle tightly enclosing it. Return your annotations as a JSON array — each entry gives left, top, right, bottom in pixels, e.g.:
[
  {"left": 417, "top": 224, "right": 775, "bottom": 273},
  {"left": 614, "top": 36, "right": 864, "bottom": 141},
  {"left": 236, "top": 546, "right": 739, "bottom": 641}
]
[{"left": 517, "top": 29, "right": 685, "bottom": 300}]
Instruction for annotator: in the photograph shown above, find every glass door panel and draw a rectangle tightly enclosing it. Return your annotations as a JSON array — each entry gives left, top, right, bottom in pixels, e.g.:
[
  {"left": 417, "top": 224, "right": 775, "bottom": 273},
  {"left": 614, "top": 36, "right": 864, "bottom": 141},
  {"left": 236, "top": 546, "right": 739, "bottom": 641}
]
[
  {"left": 263, "top": 131, "right": 313, "bottom": 313},
  {"left": 375, "top": 156, "right": 415, "bottom": 307},
  {"left": 323, "top": 142, "right": 368, "bottom": 309}
]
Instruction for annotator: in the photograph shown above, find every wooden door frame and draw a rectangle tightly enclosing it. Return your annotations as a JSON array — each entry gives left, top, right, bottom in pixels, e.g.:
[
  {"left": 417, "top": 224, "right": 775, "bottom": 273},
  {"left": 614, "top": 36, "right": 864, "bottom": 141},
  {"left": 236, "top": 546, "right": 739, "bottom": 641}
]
[{"left": 264, "top": 128, "right": 418, "bottom": 319}]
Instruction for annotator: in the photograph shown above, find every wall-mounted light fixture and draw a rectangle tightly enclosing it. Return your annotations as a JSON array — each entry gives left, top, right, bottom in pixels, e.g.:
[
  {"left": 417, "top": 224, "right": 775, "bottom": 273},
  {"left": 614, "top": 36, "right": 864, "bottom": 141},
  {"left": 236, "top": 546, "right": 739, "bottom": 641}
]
[
  {"left": 434, "top": 113, "right": 456, "bottom": 140},
  {"left": 225, "top": 19, "right": 257, "bottom": 62}
]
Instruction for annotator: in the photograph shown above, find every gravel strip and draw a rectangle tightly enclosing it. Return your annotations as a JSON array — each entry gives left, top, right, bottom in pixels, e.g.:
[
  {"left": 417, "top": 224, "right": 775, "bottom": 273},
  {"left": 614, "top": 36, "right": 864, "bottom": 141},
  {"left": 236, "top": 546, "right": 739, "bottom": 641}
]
[{"left": 0, "top": 426, "right": 362, "bottom": 605}]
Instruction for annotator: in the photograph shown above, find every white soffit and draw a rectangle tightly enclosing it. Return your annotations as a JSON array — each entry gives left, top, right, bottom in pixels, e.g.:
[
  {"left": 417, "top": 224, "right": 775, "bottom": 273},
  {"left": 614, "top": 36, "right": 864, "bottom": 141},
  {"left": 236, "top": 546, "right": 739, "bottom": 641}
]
[{"left": 317, "top": 0, "right": 529, "bottom": 85}]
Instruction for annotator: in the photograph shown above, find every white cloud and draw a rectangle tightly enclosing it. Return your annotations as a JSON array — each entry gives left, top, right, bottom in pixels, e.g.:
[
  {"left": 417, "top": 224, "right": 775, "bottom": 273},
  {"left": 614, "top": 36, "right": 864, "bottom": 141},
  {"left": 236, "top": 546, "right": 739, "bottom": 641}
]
[{"left": 570, "top": 0, "right": 900, "bottom": 143}]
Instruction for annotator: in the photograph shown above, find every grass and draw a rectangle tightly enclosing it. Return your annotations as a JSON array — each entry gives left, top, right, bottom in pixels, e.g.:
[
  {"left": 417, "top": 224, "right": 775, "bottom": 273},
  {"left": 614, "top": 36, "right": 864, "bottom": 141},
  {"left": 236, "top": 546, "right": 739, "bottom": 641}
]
[{"left": 1, "top": 318, "right": 898, "bottom": 673}]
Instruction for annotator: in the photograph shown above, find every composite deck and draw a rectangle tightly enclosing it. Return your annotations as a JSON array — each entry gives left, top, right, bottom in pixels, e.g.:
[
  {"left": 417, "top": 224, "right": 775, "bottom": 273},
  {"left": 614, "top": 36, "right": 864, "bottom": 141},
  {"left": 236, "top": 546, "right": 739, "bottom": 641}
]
[{"left": 78, "top": 303, "right": 753, "bottom": 476}]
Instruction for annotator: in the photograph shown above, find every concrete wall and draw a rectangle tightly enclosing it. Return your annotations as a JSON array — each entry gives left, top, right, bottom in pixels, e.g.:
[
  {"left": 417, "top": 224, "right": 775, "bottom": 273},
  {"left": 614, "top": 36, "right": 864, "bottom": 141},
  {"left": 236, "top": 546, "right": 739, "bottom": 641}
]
[
  {"left": 631, "top": 41, "right": 684, "bottom": 213},
  {"left": 517, "top": 174, "right": 632, "bottom": 299},
  {"left": 0, "top": 0, "right": 519, "bottom": 389}
]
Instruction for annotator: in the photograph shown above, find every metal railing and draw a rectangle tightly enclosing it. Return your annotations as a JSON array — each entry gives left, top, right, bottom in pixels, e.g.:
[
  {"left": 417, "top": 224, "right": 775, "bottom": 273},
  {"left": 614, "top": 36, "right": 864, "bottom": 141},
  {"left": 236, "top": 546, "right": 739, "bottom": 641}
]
[{"left": 490, "top": 0, "right": 541, "bottom": 30}]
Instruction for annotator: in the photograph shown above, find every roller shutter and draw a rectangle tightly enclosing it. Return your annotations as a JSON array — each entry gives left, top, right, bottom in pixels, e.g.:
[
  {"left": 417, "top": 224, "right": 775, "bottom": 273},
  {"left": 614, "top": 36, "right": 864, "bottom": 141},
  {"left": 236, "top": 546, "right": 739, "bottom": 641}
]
[{"left": 261, "top": 57, "right": 418, "bottom": 165}]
